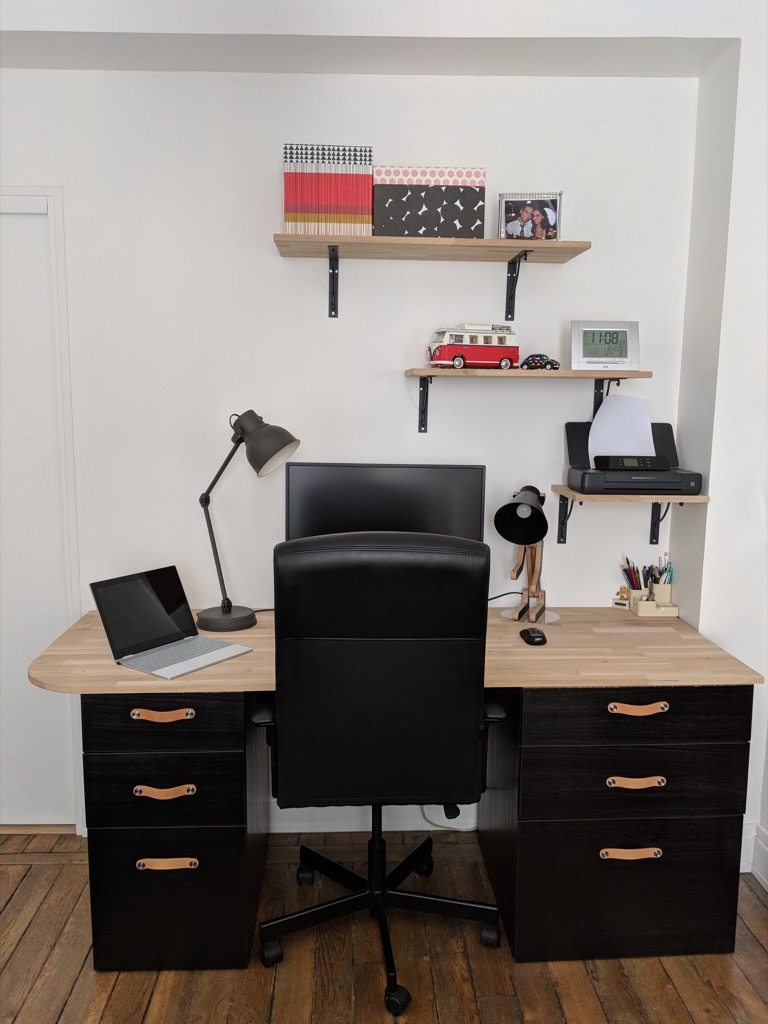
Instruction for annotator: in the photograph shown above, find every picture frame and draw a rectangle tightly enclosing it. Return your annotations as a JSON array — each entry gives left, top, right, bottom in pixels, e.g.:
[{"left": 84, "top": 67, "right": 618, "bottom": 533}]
[{"left": 498, "top": 192, "right": 562, "bottom": 240}]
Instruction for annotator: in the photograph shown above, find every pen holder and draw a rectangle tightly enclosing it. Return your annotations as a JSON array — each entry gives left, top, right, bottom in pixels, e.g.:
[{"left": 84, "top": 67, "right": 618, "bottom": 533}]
[
  {"left": 630, "top": 582, "right": 679, "bottom": 618},
  {"left": 628, "top": 589, "right": 649, "bottom": 611}
]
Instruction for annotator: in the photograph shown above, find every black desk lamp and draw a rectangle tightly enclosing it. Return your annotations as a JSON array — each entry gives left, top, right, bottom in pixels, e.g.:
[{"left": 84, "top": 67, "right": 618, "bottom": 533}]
[
  {"left": 494, "top": 485, "right": 551, "bottom": 624},
  {"left": 197, "top": 409, "right": 300, "bottom": 632}
]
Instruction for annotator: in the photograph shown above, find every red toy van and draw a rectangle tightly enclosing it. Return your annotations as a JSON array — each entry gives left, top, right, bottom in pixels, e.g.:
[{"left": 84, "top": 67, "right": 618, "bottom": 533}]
[{"left": 427, "top": 323, "right": 519, "bottom": 369}]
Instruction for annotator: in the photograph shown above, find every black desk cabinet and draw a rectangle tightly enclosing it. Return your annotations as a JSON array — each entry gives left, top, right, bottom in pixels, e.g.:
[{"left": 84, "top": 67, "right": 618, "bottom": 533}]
[
  {"left": 81, "top": 693, "right": 270, "bottom": 971},
  {"left": 478, "top": 684, "right": 753, "bottom": 962}
]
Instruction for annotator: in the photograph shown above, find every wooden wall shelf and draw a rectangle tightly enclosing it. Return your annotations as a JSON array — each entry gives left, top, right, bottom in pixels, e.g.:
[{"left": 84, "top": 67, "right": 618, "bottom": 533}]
[
  {"left": 405, "top": 368, "right": 651, "bottom": 380},
  {"left": 274, "top": 234, "right": 591, "bottom": 263},
  {"left": 405, "top": 369, "right": 652, "bottom": 432},
  {"left": 551, "top": 485, "right": 710, "bottom": 544},
  {"left": 274, "top": 234, "right": 592, "bottom": 316}
]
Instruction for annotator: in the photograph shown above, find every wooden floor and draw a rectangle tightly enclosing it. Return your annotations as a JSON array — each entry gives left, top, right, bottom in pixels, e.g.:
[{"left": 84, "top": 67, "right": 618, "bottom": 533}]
[{"left": 1, "top": 829, "right": 767, "bottom": 1024}]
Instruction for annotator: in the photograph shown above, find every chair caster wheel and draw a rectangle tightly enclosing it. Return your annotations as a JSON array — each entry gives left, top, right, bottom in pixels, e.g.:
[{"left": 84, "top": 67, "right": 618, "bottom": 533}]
[
  {"left": 296, "top": 864, "right": 315, "bottom": 885},
  {"left": 414, "top": 854, "right": 434, "bottom": 877},
  {"left": 384, "top": 984, "right": 412, "bottom": 1016},
  {"left": 480, "top": 922, "right": 500, "bottom": 947},
  {"left": 260, "top": 940, "right": 283, "bottom": 967}
]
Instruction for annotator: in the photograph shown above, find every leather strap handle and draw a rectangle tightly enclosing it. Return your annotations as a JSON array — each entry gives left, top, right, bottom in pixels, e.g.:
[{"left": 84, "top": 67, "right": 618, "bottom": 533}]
[
  {"left": 606, "top": 776, "right": 666, "bottom": 789},
  {"left": 132, "top": 784, "right": 197, "bottom": 800},
  {"left": 607, "top": 701, "right": 669, "bottom": 716},
  {"left": 130, "top": 707, "right": 196, "bottom": 722},
  {"left": 135, "top": 857, "right": 199, "bottom": 871},
  {"left": 600, "top": 847, "right": 663, "bottom": 860}
]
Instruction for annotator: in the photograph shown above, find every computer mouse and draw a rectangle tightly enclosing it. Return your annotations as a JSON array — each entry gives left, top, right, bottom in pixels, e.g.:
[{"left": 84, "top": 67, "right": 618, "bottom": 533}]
[{"left": 520, "top": 627, "right": 547, "bottom": 645}]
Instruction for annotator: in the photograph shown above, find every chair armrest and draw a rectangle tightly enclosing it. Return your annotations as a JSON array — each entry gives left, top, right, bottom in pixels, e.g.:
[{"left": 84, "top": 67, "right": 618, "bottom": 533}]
[
  {"left": 484, "top": 700, "right": 507, "bottom": 723},
  {"left": 251, "top": 697, "right": 275, "bottom": 728}
]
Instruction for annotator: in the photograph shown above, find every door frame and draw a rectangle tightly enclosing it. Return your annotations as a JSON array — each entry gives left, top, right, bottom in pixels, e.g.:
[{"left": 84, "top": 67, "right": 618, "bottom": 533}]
[{"left": 1, "top": 186, "right": 84, "bottom": 832}]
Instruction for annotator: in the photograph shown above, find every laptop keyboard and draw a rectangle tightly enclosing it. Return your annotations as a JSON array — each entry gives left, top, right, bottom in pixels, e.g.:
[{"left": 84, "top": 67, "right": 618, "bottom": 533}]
[{"left": 123, "top": 635, "right": 228, "bottom": 672}]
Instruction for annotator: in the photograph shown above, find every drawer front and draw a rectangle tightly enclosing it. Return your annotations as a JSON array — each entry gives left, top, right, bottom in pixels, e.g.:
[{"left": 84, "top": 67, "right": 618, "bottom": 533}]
[
  {"left": 83, "top": 751, "right": 245, "bottom": 828},
  {"left": 87, "top": 826, "right": 250, "bottom": 970},
  {"left": 512, "top": 815, "right": 742, "bottom": 961},
  {"left": 81, "top": 693, "right": 244, "bottom": 752},
  {"left": 522, "top": 685, "right": 753, "bottom": 746},
  {"left": 519, "top": 743, "right": 750, "bottom": 820}
]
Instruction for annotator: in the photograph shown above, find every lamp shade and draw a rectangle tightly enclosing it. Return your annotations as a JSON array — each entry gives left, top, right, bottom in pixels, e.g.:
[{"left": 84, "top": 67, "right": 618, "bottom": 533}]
[
  {"left": 232, "top": 410, "right": 301, "bottom": 477},
  {"left": 494, "top": 486, "right": 548, "bottom": 546}
]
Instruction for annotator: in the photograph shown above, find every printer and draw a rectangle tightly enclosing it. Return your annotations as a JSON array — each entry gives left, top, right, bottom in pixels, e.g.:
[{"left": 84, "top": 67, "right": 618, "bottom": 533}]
[{"left": 565, "top": 422, "right": 703, "bottom": 495}]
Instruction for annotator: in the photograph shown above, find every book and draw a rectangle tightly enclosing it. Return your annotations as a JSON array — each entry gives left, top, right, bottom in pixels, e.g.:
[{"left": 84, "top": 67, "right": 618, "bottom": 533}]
[{"left": 283, "top": 143, "right": 373, "bottom": 236}]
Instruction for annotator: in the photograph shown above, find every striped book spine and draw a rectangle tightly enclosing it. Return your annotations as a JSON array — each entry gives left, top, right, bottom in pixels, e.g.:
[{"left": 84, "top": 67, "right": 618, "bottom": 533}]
[{"left": 283, "top": 143, "right": 373, "bottom": 235}]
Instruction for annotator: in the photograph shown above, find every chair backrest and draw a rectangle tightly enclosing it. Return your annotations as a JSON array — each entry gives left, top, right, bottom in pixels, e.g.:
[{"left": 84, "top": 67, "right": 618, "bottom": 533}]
[{"left": 272, "top": 531, "right": 490, "bottom": 809}]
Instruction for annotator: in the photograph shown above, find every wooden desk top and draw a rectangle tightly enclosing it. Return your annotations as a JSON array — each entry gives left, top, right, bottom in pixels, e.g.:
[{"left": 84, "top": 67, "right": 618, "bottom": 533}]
[{"left": 28, "top": 608, "right": 762, "bottom": 696}]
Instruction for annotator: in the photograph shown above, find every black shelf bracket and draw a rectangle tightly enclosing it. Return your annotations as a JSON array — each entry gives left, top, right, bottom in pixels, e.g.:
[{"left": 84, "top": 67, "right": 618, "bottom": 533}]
[
  {"left": 557, "top": 494, "right": 579, "bottom": 543},
  {"left": 328, "top": 245, "right": 339, "bottom": 317},
  {"left": 592, "top": 378, "right": 622, "bottom": 417},
  {"left": 650, "top": 501, "right": 672, "bottom": 544},
  {"left": 505, "top": 250, "right": 532, "bottom": 321},
  {"left": 418, "top": 376, "right": 433, "bottom": 433}
]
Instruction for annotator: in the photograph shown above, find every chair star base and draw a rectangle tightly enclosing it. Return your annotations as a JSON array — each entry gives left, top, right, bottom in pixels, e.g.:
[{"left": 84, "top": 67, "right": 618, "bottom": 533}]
[{"left": 259, "top": 806, "right": 500, "bottom": 1016}]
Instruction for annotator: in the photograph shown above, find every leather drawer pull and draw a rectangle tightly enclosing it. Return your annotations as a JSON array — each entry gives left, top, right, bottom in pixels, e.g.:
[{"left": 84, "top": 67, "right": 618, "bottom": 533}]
[
  {"left": 130, "top": 707, "right": 196, "bottom": 722},
  {"left": 133, "top": 784, "right": 197, "bottom": 800},
  {"left": 136, "top": 857, "right": 199, "bottom": 871},
  {"left": 600, "top": 847, "right": 663, "bottom": 860},
  {"left": 606, "top": 776, "right": 667, "bottom": 789},
  {"left": 607, "top": 701, "right": 669, "bottom": 716}
]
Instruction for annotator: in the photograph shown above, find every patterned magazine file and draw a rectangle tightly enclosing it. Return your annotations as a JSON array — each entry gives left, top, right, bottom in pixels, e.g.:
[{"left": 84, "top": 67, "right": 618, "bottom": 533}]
[
  {"left": 283, "top": 143, "right": 373, "bottom": 235},
  {"left": 373, "top": 166, "right": 486, "bottom": 237}
]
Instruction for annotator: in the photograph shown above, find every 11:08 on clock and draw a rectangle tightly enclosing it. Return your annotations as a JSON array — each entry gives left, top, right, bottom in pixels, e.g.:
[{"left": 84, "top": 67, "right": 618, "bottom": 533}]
[{"left": 571, "top": 320, "right": 640, "bottom": 370}]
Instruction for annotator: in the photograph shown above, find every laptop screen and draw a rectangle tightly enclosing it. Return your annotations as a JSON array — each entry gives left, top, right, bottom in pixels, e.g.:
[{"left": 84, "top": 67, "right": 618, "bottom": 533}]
[{"left": 90, "top": 565, "right": 198, "bottom": 659}]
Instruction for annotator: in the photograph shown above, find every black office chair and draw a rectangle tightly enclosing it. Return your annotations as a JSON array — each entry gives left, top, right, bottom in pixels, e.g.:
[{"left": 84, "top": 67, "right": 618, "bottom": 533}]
[{"left": 256, "top": 531, "right": 500, "bottom": 1016}]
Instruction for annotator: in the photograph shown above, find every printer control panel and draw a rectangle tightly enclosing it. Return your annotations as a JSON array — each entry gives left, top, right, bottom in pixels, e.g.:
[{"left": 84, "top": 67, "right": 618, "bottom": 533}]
[{"left": 593, "top": 455, "right": 670, "bottom": 471}]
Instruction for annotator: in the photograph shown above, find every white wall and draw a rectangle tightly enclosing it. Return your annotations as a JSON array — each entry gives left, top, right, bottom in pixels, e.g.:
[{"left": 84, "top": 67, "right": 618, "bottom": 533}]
[
  {"left": 1, "top": 1, "right": 765, "bottom": 858},
  {"left": 0, "top": 70, "right": 698, "bottom": 608}
]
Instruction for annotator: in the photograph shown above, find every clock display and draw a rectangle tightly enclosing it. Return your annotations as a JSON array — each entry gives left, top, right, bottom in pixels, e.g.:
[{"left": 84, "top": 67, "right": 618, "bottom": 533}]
[
  {"left": 571, "top": 320, "right": 639, "bottom": 370},
  {"left": 582, "top": 329, "right": 629, "bottom": 359}
]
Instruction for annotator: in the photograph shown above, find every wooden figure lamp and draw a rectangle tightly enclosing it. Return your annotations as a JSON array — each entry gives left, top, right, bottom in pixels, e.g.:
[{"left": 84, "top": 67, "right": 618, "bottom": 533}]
[{"left": 494, "top": 486, "right": 549, "bottom": 623}]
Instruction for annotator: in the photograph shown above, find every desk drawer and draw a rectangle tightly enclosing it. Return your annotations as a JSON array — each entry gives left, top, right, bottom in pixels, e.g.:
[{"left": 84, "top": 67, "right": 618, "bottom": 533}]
[
  {"left": 81, "top": 693, "right": 244, "bottom": 752},
  {"left": 519, "top": 743, "right": 749, "bottom": 820},
  {"left": 87, "top": 826, "right": 250, "bottom": 970},
  {"left": 83, "top": 751, "right": 245, "bottom": 828},
  {"left": 512, "top": 815, "right": 742, "bottom": 961},
  {"left": 521, "top": 686, "right": 753, "bottom": 746}
]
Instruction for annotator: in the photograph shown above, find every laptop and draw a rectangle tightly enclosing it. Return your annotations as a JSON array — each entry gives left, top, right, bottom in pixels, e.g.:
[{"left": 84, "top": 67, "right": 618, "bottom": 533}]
[{"left": 90, "top": 565, "right": 251, "bottom": 680}]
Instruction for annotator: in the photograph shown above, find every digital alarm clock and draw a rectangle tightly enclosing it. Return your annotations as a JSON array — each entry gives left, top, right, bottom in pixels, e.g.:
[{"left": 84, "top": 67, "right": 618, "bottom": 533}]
[{"left": 571, "top": 320, "right": 640, "bottom": 371}]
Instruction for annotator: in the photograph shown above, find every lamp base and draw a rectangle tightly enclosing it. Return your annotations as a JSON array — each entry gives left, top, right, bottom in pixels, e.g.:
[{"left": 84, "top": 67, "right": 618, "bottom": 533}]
[
  {"left": 197, "top": 605, "right": 257, "bottom": 632},
  {"left": 500, "top": 607, "right": 560, "bottom": 624}
]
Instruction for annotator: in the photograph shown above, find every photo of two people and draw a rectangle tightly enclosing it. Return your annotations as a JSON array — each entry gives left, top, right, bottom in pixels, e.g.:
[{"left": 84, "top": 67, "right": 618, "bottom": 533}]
[{"left": 499, "top": 193, "right": 561, "bottom": 240}]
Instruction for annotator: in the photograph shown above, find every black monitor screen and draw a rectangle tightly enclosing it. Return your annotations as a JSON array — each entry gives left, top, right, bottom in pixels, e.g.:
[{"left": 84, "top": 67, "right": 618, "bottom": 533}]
[{"left": 285, "top": 463, "right": 486, "bottom": 541}]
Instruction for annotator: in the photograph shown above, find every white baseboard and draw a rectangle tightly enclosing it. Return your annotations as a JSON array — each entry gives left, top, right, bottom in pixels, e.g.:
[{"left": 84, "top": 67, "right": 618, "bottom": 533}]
[
  {"left": 268, "top": 802, "right": 479, "bottom": 834},
  {"left": 752, "top": 823, "right": 768, "bottom": 890}
]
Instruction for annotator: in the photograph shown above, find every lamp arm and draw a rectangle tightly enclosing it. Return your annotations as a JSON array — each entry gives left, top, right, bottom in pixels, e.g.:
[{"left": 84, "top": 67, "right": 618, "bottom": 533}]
[{"left": 199, "top": 438, "right": 244, "bottom": 611}]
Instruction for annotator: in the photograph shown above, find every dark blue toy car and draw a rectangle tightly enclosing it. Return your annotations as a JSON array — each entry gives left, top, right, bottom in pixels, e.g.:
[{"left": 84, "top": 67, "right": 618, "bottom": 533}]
[{"left": 520, "top": 354, "right": 560, "bottom": 370}]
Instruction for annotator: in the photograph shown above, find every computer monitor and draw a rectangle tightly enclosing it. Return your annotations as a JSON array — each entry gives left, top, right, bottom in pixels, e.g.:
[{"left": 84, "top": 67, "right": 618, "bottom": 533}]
[{"left": 285, "top": 463, "right": 486, "bottom": 541}]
